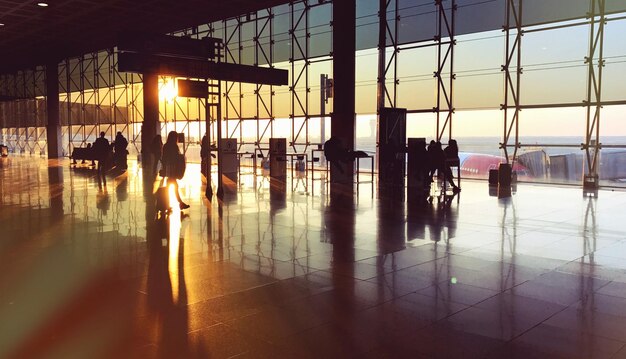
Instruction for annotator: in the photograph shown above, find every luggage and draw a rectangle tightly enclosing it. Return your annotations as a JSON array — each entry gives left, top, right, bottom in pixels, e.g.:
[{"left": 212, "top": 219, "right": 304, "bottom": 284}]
[
  {"left": 155, "top": 186, "right": 170, "bottom": 213},
  {"left": 488, "top": 169, "right": 499, "bottom": 185}
]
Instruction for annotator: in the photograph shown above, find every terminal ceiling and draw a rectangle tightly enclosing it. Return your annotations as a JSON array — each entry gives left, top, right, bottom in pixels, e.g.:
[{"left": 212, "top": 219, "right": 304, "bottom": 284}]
[{"left": 0, "top": 0, "right": 289, "bottom": 72}]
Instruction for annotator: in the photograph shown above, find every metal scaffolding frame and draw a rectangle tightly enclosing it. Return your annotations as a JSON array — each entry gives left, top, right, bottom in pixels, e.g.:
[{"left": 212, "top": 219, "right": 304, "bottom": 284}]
[
  {"left": 380, "top": 1, "right": 457, "bottom": 142},
  {"left": 289, "top": 0, "right": 311, "bottom": 153},
  {"left": 501, "top": 0, "right": 523, "bottom": 165},
  {"left": 207, "top": 8, "right": 278, "bottom": 154},
  {"left": 58, "top": 50, "right": 143, "bottom": 157},
  {"left": 223, "top": 16, "right": 245, "bottom": 149},
  {"left": 498, "top": 0, "right": 621, "bottom": 188},
  {"left": 1, "top": 0, "right": 624, "bottom": 189},
  {"left": 0, "top": 67, "right": 47, "bottom": 154},
  {"left": 254, "top": 9, "right": 276, "bottom": 150},
  {"left": 583, "top": 0, "right": 606, "bottom": 189},
  {"left": 196, "top": 0, "right": 331, "bottom": 157},
  {"left": 377, "top": 0, "right": 399, "bottom": 111},
  {"left": 1, "top": 1, "right": 332, "bottom": 164},
  {"left": 435, "top": 0, "right": 456, "bottom": 142}
]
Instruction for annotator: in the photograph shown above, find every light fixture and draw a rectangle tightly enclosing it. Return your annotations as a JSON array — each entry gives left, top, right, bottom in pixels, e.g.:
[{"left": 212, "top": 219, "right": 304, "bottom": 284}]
[
  {"left": 37, "top": 2, "right": 49, "bottom": 7},
  {"left": 0, "top": 23, "right": 4, "bottom": 27}
]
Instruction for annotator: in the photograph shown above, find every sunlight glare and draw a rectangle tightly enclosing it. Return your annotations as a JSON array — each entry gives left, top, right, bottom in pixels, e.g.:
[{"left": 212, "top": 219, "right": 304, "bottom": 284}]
[
  {"left": 159, "top": 78, "right": 178, "bottom": 102},
  {"left": 168, "top": 183, "right": 181, "bottom": 303}
]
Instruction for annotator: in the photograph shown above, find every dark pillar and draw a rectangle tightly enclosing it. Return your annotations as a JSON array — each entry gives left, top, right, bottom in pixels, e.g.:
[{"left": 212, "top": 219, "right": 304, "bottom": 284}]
[
  {"left": 46, "top": 63, "right": 63, "bottom": 159},
  {"left": 331, "top": 0, "right": 356, "bottom": 187},
  {"left": 142, "top": 73, "right": 159, "bottom": 157}
]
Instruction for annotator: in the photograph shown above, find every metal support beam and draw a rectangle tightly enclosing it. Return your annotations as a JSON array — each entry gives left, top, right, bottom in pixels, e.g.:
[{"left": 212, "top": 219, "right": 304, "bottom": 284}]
[
  {"left": 290, "top": 0, "right": 310, "bottom": 154},
  {"left": 435, "top": 0, "right": 456, "bottom": 142},
  {"left": 377, "top": 0, "right": 398, "bottom": 111},
  {"left": 501, "top": 0, "right": 523, "bottom": 165},
  {"left": 255, "top": 9, "right": 275, "bottom": 152},
  {"left": 46, "top": 63, "right": 63, "bottom": 158},
  {"left": 377, "top": 0, "right": 388, "bottom": 113},
  {"left": 583, "top": 0, "right": 606, "bottom": 190},
  {"left": 142, "top": 73, "right": 159, "bottom": 157}
]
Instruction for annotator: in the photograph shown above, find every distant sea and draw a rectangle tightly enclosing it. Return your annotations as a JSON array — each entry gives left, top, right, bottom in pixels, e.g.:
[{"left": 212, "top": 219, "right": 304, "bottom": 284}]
[{"left": 356, "top": 136, "right": 626, "bottom": 157}]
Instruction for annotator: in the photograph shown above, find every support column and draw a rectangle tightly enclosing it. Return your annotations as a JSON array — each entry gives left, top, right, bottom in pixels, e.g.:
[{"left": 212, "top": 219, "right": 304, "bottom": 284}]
[
  {"left": 501, "top": 0, "right": 522, "bottom": 165},
  {"left": 331, "top": 0, "right": 356, "bottom": 186},
  {"left": 46, "top": 62, "right": 63, "bottom": 159},
  {"left": 377, "top": 0, "right": 387, "bottom": 112},
  {"left": 142, "top": 73, "right": 159, "bottom": 158},
  {"left": 583, "top": 0, "right": 606, "bottom": 191}
]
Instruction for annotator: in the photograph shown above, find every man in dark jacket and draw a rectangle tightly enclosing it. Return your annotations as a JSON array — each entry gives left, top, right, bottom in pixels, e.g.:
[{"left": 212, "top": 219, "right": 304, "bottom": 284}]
[
  {"left": 93, "top": 132, "right": 110, "bottom": 186},
  {"left": 113, "top": 131, "right": 129, "bottom": 170}
]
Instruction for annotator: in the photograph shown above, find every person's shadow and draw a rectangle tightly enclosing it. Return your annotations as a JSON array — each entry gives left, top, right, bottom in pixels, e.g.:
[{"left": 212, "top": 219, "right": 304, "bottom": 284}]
[{"left": 146, "top": 208, "right": 189, "bottom": 358}]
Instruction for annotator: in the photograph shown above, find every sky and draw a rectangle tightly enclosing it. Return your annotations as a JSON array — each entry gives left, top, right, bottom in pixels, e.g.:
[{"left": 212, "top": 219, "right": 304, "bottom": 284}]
[
  {"left": 154, "top": 15, "right": 626, "bottom": 141},
  {"left": 15, "top": 0, "right": 623, "bottom": 145}
]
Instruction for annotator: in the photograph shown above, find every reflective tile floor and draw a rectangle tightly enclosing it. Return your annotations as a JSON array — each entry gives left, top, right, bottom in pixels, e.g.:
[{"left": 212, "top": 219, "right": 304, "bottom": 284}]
[{"left": 2, "top": 156, "right": 626, "bottom": 358}]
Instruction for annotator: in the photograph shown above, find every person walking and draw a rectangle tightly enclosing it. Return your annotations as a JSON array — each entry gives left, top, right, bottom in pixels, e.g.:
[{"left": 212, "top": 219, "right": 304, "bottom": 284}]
[
  {"left": 161, "top": 131, "right": 189, "bottom": 210},
  {"left": 444, "top": 139, "right": 460, "bottom": 192},
  {"left": 93, "top": 132, "right": 110, "bottom": 186}
]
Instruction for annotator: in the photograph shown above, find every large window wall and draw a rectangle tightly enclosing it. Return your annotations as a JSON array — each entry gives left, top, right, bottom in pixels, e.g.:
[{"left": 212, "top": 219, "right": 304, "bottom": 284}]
[
  {"left": 0, "top": 68, "right": 47, "bottom": 155},
  {"left": 171, "top": 1, "right": 334, "bottom": 158},
  {"left": 361, "top": 0, "right": 626, "bottom": 187},
  {"left": 0, "top": 0, "right": 625, "bottom": 186},
  {"left": 57, "top": 50, "right": 144, "bottom": 157}
]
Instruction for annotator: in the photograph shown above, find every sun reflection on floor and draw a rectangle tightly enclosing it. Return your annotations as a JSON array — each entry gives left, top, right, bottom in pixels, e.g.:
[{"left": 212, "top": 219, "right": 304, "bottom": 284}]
[{"left": 167, "top": 183, "right": 181, "bottom": 303}]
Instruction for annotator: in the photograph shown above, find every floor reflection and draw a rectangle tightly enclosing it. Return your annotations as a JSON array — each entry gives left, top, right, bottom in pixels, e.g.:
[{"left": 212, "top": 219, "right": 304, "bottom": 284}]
[{"left": 1, "top": 157, "right": 626, "bottom": 358}]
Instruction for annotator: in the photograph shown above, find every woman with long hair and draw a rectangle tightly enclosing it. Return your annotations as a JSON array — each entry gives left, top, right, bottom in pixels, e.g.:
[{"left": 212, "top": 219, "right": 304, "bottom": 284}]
[{"left": 161, "top": 131, "right": 190, "bottom": 210}]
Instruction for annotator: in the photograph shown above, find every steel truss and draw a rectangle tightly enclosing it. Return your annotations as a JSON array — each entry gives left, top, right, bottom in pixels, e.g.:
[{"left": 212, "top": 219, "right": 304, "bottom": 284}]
[
  {"left": 501, "top": 0, "right": 523, "bottom": 165},
  {"left": 583, "top": 0, "right": 606, "bottom": 189},
  {"left": 59, "top": 50, "right": 143, "bottom": 156},
  {"left": 223, "top": 15, "right": 245, "bottom": 149},
  {"left": 203, "top": 1, "right": 331, "bottom": 157},
  {"left": 435, "top": 0, "right": 456, "bottom": 142},
  {"left": 379, "top": 1, "right": 456, "bottom": 142},
  {"left": 377, "top": 0, "right": 399, "bottom": 110},
  {"left": 254, "top": 9, "right": 275, "bottom": 151},
  {"left": 215, "top": 8, "right": 277, "bottom": 154},
  {"left": 289, "top": 0, "right": 311, "bottom": 154},
  {"left": 499, "top": 0, "right": 616, "bottom": 188},
  {"left": 291, "top": 0, "right": 332, "bottom": 153},
  {"left": 0, "top": 67, "right": 47, "bottom": 154}
]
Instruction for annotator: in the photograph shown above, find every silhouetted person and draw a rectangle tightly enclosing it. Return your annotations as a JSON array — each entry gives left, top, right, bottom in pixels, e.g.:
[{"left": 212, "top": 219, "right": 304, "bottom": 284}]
[
  {"left": 429, "top": 141, "right": 458, "bottom": 192},
  {"left": 427, "top": 140, "right": 436, "bottom": 179},
  {"left": 113, "top": 131, "right": 129, "bottom": 170},
  {"left": 93, "top": 131, "right": 110, "bottom": 186},
  {"left": 162, "top": 131, "right": 189, "bottom": 210},
  {"left": 444, "top": 139, "right": 460, "bottom": 191},
  {"left": 200, "top": 134, "right": 209, "bottom": 178},
  {"left": 324, "top": 136, "right": 351, "bottom": 174},
  {"left": 151, "top": 135, "right": 163, "bottom": 176}
]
